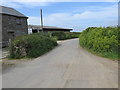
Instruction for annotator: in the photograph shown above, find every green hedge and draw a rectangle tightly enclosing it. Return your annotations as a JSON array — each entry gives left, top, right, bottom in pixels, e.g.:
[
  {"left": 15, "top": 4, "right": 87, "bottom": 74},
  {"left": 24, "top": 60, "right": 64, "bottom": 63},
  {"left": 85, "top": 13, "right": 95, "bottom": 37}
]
[
  {"left": 51, "top": 31, "right": 80, "bottom": 40},
  {"left": 9, "top": 33, "right": 58, "bottom": 59},
  {"left": 79, "top": 27, "right": 119, "bottom": 60}
]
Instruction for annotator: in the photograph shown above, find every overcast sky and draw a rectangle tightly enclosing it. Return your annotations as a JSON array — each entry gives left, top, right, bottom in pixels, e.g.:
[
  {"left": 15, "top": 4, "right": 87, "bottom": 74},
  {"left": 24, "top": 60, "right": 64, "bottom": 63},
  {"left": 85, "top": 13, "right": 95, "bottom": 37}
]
[{"left": 0, "top": 0, "right": 118, "bottom": 32}]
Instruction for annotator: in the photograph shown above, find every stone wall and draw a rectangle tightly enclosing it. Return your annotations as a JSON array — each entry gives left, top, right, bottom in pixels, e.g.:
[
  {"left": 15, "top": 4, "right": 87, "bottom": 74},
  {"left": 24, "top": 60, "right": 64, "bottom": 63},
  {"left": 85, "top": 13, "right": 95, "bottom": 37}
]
[{"left": 2, "top": 14, "right": 28, "bottom": 47}]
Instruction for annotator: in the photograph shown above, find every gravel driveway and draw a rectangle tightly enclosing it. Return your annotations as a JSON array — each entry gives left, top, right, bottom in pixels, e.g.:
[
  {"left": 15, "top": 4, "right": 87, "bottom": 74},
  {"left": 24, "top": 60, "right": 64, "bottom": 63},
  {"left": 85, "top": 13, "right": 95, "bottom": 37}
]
[{"left": 2, "top": 38, "right": 118, "bottom": 88}]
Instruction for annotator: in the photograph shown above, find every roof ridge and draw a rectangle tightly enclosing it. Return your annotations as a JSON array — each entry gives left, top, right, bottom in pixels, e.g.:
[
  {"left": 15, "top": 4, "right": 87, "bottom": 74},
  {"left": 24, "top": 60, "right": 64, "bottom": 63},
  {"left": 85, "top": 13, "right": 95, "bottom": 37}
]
[
  {"left": 0, "top": 5, "right": 27, "bottom": 18},
  {"left": 0, "top": 5, "right": 13, "bottom": 9},
  {"left": 28, "top": 25, "right": 72, "bottom": 30}
]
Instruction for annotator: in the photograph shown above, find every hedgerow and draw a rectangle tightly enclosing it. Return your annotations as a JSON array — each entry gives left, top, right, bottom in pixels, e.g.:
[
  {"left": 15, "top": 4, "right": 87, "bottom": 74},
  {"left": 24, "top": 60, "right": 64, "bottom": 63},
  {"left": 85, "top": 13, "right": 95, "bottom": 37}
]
[
  {"left": 9, "top": 33, "right": 58, "bottom": 59},
  {"left": 9, "top": 31, "right": 80, "bottom": 59},
  {"left": 51, "top": 31, "right": 80, "bottom": 40},
  {"left": 79, "top": 27, "right": 119, "bottom": 60}
]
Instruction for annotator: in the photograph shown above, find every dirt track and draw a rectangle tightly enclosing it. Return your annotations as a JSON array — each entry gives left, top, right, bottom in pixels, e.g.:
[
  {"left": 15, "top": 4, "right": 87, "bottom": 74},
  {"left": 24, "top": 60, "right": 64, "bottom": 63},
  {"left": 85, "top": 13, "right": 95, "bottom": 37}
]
[{"left": 3, "top": 38, "right": 118, "bottom": 88}]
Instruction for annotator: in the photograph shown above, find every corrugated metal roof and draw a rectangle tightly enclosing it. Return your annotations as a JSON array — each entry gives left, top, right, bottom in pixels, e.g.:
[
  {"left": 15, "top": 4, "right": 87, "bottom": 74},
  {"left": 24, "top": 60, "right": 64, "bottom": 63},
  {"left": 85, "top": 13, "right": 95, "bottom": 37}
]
[
  {"left": 0, "top": 5, "right": 27, "bottom": 18},
  {"left": 28, "top": 25, "right": 72, "bottom": 30}
]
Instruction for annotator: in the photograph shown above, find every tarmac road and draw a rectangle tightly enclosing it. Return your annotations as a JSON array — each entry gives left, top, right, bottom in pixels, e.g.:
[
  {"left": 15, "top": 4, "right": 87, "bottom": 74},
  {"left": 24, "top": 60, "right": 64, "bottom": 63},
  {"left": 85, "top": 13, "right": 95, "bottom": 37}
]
[{"left": 2, "top": 38, "right": 118, "bottom": 88}]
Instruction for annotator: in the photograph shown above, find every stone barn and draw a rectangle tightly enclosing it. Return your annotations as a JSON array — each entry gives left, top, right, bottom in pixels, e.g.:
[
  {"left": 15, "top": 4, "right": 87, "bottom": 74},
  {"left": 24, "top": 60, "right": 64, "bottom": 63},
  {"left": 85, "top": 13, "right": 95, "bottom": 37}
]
[{"left": 0, "top": 6, "right": 28, "bottom": 47}]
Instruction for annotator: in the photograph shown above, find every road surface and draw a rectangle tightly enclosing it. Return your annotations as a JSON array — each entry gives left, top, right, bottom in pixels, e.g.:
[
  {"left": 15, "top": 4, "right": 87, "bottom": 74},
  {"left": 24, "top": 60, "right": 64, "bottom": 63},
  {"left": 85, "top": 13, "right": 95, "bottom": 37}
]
[{"left": 3, "top": 38, "right": 118, "bottom": 88}]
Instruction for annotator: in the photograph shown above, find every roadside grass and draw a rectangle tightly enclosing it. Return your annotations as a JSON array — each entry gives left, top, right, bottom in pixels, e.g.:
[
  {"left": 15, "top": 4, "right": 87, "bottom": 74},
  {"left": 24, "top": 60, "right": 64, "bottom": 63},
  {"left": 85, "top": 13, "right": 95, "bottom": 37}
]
[
  {"left": 100, "top": 52, "right": 119, "bottom": 60},
  {"left": 82, "top": 47, "right": 119, "bottom": 60}
]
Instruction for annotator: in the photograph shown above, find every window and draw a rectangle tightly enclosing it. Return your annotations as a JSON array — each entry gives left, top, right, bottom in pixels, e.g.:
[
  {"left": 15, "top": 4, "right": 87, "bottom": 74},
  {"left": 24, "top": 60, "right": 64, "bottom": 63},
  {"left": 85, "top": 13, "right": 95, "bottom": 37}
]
[{"left": 16, "top": 18, "right": 21, "bottom": 24}]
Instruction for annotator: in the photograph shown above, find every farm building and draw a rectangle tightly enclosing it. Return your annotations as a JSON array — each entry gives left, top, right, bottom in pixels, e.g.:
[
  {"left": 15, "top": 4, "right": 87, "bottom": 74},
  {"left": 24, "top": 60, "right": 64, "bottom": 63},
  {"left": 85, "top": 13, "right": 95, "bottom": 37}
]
[
  {"left": 28, "top": 25, "right": 72, "bottom": 34},
  {"left": 0, "top": 6, "right": 28, "bottom": 47}
]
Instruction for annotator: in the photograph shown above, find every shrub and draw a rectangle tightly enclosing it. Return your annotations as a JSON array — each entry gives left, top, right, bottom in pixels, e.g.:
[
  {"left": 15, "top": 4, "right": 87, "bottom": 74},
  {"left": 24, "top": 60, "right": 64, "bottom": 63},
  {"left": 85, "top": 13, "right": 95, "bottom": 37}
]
[
  {"left": 51, "top": 31, "right": 66, "bottom": 40},
  {"left": 51, "top": 31, "right": 80, "bottom": 40},
  {"left": 79, "top": 27, "right": 119, "bottom": 60},
  {"left": 9, "top": 33, "right": 58, "bottom": 59}
]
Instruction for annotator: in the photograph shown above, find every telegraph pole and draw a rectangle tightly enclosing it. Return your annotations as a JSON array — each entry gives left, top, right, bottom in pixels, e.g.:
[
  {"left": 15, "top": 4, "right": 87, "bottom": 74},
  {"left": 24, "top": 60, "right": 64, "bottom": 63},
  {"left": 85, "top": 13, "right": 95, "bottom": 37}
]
[{"left": 40, "top": 9, "right": 43, "bottom": 32}]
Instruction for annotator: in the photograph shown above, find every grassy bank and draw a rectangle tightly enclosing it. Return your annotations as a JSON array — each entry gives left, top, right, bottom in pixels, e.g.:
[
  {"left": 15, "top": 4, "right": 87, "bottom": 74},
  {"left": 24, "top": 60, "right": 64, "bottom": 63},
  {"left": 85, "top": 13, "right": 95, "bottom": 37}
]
[{"left": 79, "top": 27, "right": 119, "bottom": 60}]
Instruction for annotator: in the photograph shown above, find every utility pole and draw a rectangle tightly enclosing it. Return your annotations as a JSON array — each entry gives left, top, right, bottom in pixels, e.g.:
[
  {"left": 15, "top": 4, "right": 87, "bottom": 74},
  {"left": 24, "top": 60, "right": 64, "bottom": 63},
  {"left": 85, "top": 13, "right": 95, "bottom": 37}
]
[{"left": 40, "top": 9, "right": 43, "bottom": 32}]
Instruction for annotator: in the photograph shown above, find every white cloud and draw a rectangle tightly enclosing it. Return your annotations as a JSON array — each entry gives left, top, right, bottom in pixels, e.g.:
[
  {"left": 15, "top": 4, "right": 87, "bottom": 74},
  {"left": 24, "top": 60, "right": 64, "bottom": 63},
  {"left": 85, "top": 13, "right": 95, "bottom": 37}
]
[
  {"left": 28, "top": 4, "right": 117, "bottom": 31},
  {"left": 1, "top": 0, "right": 118, "bottom": 9},
  {"left": 0, "top": 2, "right": 21, "bottom": 8},
  {"left": 0, "top": 2, "right": 51, "bottom": 8},
  {"left": 28, "top": 17, "right": 40, "bottom": 25},
  {"left": 1, "top": 0, "right": 119, "bottom": 2},
  {"left": 1, "top": 0, "right": 117, "bottom": 31}
]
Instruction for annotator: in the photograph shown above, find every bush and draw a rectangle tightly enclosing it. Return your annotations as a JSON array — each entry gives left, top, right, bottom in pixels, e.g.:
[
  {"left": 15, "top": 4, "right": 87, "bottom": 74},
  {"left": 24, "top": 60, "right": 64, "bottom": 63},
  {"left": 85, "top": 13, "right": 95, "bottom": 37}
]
[
  {"left": 51, "top": 31, "right": 80, "bottom": 40},
  {"left": 51, "top": 31, "right": 66, "bottom": 40},
  {"left": 79, "top": 27, "right": 119, "bottom": 60},
  {"left": 9, "top": 33, "right": 58, "bottom": 59}
]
